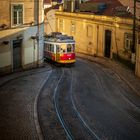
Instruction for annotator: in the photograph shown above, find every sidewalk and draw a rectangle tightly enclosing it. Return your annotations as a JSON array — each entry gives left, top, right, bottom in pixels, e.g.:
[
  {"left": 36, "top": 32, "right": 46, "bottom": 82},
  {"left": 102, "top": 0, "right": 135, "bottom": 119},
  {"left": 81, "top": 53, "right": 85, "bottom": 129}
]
[
  {"left": 77, "top": 53, "right": 140, "bottom": 96},
  {"left": 0, "top": 65, "right": 51, "bottom": 86}
]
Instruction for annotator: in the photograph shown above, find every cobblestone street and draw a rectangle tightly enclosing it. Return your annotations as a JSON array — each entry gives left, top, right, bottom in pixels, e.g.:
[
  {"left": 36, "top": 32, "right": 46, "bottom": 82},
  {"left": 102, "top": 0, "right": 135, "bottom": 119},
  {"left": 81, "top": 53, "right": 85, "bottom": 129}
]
[
  {"left": 0, "top": 65, "right": 52, "bottom": 140},
  {"left": 0, "top": 56, "right": 140, "bottom": 140}
]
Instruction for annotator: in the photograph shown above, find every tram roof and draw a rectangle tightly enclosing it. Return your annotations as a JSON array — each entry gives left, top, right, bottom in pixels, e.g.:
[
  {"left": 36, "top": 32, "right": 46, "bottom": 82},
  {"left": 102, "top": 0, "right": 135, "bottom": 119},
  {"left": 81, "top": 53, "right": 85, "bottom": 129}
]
[{"left": 44, "top": 32, "right": 75, "bottom": 43}]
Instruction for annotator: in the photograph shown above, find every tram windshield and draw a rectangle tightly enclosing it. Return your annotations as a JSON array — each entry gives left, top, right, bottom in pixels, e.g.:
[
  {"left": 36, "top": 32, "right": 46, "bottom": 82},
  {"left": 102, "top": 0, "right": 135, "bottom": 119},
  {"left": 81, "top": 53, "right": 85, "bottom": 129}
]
[{"left": 59, "top": 44, "right": 75, "bottom": 53}]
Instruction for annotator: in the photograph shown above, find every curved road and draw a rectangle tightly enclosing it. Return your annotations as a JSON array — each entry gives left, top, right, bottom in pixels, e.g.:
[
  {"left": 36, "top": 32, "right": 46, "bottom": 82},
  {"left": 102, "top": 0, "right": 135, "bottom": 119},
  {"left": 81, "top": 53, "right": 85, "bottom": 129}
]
[
  {"left": 0, "top": 58, "right": 140, "bottom": 140},
  {"left": 38, "top": 58, "right": 140, "bottom": 140}
]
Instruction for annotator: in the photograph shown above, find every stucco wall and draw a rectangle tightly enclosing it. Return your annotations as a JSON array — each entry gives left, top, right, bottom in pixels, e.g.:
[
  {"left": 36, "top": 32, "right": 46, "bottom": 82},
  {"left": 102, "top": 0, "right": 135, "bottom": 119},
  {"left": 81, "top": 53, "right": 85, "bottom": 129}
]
[
  {"left": 23, "top": 26, "right": 38, "bottom": 65},
  {"left": 44, "top": 9, "right": 56, "bottom": 34},
  {"left": 22, "top": 25, "right": 44, "bottom": 68},
  {"left": 0, "top": 0, "right": 44, "bottom": 27},
  {"left": 55, "top": 12, "right": 136, "bottom": 58},
  {"left": 0, "top": 0, "right": 44, "bottom": 75},
  {"left": 0, "top": 52, "right": 11, "bottom": 68},
  {"left": 55, "top": 11, "right": 140, "bottom": 77}
]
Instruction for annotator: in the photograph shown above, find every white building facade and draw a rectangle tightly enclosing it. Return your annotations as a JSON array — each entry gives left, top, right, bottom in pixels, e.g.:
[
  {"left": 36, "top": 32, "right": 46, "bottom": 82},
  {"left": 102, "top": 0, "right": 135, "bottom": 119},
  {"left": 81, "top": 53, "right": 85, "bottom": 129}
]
[{"left": 0, "top": 0, "right": 44, "bottom": 75}]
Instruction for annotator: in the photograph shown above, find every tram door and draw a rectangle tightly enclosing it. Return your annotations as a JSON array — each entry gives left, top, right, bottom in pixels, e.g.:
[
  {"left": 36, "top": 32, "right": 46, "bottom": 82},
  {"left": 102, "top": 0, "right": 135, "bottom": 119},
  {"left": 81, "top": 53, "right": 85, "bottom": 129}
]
[
  {"left": 104, "top": 30, "right": 111, "bottom": 58},
  {"left": 13, "top": 40, "right": 22, "bottom": 70}
]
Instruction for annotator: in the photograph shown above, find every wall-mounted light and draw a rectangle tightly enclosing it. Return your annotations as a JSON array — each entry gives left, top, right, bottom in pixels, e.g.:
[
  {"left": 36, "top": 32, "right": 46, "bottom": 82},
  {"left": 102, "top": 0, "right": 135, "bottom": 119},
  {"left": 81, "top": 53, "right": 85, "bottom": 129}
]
[
  {"left": 0, "top": 24, "right": 7, "bottom": 28},
  {"left": 17, "top": 34, "right": 23, "bottom": 40},
  {"left": 0, "top": 24, "right": 8, "bottom": 30},
  {"left": 3, "top": 41, "right": 9, "bottom": 45},
  {"left": 31, "top": 36, "right": 37, "bottom": 40}
]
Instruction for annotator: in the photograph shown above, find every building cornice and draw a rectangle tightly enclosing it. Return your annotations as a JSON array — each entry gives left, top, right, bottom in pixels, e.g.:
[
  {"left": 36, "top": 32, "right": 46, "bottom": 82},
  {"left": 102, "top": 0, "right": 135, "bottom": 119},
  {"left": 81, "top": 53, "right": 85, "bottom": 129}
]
[{"left": 55, "top": 11, "right": 140, "bottom": 30}]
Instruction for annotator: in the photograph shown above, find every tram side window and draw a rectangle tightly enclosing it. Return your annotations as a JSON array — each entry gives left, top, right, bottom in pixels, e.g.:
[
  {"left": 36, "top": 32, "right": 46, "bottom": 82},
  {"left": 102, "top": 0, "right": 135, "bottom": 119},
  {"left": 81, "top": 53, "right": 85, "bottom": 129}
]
[
  {"left": 50, "top": 44, "right": 54, "bottom": 52},
  {"left": 48, "top": 44, "right": 51, "bottom": 52},
  {"left": 45, "top": 44, "right": 49, "bottom": 51},
  {"left": 56, "top": 45, "right": 60, "bottom": 52},
  {"left": 44, "top": 44, "right": 47, "bottom": 51}
]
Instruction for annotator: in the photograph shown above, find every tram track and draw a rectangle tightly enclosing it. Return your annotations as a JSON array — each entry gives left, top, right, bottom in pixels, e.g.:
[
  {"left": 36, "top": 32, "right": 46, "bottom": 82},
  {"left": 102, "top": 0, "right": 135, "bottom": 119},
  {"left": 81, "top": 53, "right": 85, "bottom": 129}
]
[
  {"left": 53, "top": 68, "right": 74, "bottom": 140},
  {"left": 54, "top": 67, "right": 100, "bottom": 140},
  {"left": 38, "top": 65, "right": 68, "bottom": 140},
  {"left": 38, "top": 64, "right": 75, "bottom": 140},
  {"left": 38, "top": 63, "right": 101, "bottom": 139},
  {"left": 70, "top": 68, "right": 101, "bottom": 140}
]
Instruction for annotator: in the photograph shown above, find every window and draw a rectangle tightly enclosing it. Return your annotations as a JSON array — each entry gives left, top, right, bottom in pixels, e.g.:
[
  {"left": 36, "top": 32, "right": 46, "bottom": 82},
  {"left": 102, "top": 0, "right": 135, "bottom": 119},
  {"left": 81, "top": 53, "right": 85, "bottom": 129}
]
[
  {"left": 50, "top": 44, "right": 54, "bottom": 52},
  {"left": 56, "top": 45, "right": 60, "bottom": 52},
  {"left": 71, "top": 21, "right": 76, "bottom": 34},
  {"left": 59, "top": 19, "right": 63, "bottom": 32},
  {"left": 87, "top": 25, "right": 93, "bottom": 37},
  {"left": 12, "top": 4, "right": 23, "bottom": 26},
  {"left": 67, "top": 44, "right": 72, "bottom": 52},
  {"left": 60, "top": 44, "right": 67, "bottom": 53},
  {"left": 67, "top": 44, "right": 75, "bottom": 53},
  {"left": 124, "top": 33, "right": 133, "bottom": 51}
]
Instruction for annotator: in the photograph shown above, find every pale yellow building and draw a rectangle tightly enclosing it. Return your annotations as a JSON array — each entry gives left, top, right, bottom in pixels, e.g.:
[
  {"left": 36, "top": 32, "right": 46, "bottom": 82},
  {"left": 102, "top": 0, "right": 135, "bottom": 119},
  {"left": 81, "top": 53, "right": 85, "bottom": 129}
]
[
  {"left": 0, "top": 0, "right": 44, "bottom": 75},
  {"left": 55, "top": 10, "right": 140, "bottom": 77}
]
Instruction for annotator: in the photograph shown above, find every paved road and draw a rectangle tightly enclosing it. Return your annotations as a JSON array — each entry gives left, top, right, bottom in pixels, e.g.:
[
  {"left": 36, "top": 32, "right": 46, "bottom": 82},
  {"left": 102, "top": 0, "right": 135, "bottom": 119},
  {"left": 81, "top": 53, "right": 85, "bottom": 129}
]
[
  {"left": 72, "top": 59, "right": 140, "bottom": 140},
  {"left": 0, "top": 58, "right": 140, "bottom": 140},
  {"left": 0, "top": 66, "right": 52, "bottom": 140},
  {"left": 38, "top": 58, "right": 140, "bottom": 140}
]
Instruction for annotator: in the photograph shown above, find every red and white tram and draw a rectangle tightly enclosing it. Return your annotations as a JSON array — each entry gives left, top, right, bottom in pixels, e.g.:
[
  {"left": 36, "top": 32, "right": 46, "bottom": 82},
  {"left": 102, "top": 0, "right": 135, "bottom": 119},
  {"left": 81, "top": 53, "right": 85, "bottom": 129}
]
[{"left": 44, "top": 32, "right": 76, "bottom": 64}]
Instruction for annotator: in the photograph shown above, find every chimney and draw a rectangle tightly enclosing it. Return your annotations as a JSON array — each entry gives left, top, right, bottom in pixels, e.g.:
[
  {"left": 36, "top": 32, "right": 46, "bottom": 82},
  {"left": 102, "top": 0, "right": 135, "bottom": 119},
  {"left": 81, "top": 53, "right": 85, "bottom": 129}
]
[
  {"left": 63, "top": 0, "right": 80, "bottom": 12},
  {"left": 71, "top": 0, "right": 75, "bottom": 12}
]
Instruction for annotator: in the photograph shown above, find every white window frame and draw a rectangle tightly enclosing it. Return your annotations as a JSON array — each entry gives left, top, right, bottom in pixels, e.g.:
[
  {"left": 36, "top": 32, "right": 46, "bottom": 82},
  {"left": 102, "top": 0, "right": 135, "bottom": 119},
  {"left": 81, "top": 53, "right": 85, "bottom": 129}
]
[{"left": 11, "top": 3, "right": 24, "bottom": 27}]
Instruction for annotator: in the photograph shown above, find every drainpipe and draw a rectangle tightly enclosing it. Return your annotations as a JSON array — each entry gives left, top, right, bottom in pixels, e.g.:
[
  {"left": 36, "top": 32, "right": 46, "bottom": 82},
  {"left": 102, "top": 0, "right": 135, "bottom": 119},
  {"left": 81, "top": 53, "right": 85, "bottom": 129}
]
[
  {"left": 37, "top": 0, "right": 40, "bottom": 66},
  {"left": 131, "top": 0, "right": 136, "bottom": 63},
  {"left": 71, "top": 0, "right": 75, "bottom": 12},
  {"left": 96, "top": 25, "right": 99, "bottom": 56}
]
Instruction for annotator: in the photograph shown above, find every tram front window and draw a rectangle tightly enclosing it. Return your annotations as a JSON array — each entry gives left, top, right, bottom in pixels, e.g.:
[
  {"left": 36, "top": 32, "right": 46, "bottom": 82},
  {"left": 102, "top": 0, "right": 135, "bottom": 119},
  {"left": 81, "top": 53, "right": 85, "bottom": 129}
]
[
  {"left": 60, "top": 44, "right": 75, "bottom": 53},
  {"left": 60, "top": 44, "right": 67, "bottom": 53},
  {"left": 67, "top": 44, "right": 75, "bottom": 53},
  {"left": 67, "top": 44, "right": 72, "bottom": 52}
]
